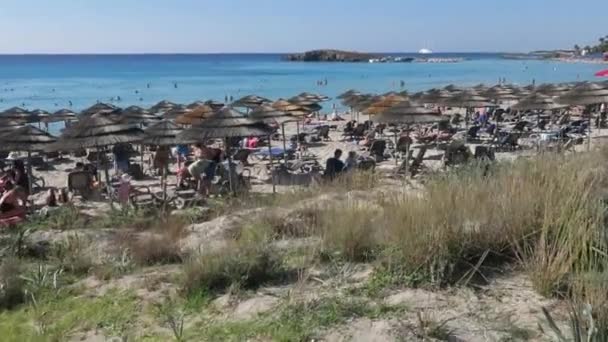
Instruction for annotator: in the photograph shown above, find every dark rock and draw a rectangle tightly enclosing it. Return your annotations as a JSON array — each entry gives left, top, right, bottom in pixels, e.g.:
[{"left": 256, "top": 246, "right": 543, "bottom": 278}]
[{"left": 284, "top": 50, "right": 378, "bottom": 63}]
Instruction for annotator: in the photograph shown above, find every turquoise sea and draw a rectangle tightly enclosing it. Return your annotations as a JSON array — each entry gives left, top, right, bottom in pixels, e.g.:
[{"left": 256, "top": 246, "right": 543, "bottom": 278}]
[{"left": 0, "top": 53, "right": 603, "bottom": 112}]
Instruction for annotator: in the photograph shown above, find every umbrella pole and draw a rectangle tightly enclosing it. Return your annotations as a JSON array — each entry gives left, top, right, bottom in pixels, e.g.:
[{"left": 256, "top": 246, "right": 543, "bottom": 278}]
[
  {"left": 296, "top": 121, "right": 301, "bottom": 159},
  {"left": 588, "top": 113, "right": 592, "bottom": 151},
  {"left": 27, "top": 151, "right": 33, "bottom": 196},
  {"left": 140, "top": 144, "right": 145, "bottom": 175},
  {"left": 103, "top": 148, "right": 113, "bottom": 207},
  {"left": 225, "top": 138, "right": 234, "bottom": 194},
  {"left": 281, "top": 123, "right": 287, "bottom": 165},
  {"left": 268, "top": 136, "right": 276, "bottom": 194}
]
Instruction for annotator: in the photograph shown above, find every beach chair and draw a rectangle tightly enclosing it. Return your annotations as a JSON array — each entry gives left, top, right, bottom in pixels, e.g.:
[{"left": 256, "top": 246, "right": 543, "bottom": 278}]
[
  {"left": 466, "top": 126, "right": 481, "bottom": 140},
  {"left": 129, "top": 186, "right": 158, "bottom": 210},
  {"left": 474, "top": 146, "right": 496, "bottom": 161},
  {"left": 350, "top": 125, "right": 367, "bottom": 141},
  {"left": 369, "top": 139, "right": 387, "bottom": 161},
  {"left": 443, "top": 143, "right": 471, "bottom": 167},
  {"left": 493, "top": 132, "right": 519, "bottom": 152},
  {"left": 73, "top": 149, "right": 87, "bottom": 158},
  {"left": 316, "top": 125, "right": 331, "bottom": 141},
  {"left": 512, "top": 121, "right": 529, "bottom": 132},
  {"left": 29, "top": 156, "right": 52, "bottom": 171},
  {"left": 68, "top": 171, "right": 93, "bottom": 200}
]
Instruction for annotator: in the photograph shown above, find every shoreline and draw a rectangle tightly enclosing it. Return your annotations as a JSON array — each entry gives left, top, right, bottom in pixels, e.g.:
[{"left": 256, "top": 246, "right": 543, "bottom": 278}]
[{"left": 550, "top": 57, "right": 608, "bottom": 64}]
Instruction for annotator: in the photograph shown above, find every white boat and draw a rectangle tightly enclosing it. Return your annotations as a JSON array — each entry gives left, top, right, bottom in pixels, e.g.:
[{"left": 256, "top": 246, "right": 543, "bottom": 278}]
[{"left": 418, "top": 48, "right": 433, "bottom": 54}]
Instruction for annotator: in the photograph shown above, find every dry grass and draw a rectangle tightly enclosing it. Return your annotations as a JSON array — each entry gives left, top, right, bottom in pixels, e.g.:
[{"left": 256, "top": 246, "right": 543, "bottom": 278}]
[{"left": 121, "top": 217, "right": 188, "bottom": 266}]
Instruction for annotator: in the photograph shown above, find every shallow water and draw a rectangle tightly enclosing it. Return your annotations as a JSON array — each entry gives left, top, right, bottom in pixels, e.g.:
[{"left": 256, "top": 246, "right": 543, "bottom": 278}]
[{"left": 0, "top": 53, "right": 602, "bottom": 113}]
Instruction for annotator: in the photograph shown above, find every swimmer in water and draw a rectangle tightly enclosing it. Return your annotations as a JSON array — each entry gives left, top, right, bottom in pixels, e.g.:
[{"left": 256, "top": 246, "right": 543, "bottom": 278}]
[
  {"left": 135, "top": 90, "right": 139, "bottom": 94},
  {"left": 69, "top": 100, "right": 73, "bottom": 107},
  {"left": 147, "top": 83, "right": 150, "bottom": 88}
]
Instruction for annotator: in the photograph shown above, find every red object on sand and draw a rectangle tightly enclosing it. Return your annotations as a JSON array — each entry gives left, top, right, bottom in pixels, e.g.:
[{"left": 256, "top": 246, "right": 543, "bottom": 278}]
[{"left": 595, "top": 69, "right": 608, "bottom": 77}]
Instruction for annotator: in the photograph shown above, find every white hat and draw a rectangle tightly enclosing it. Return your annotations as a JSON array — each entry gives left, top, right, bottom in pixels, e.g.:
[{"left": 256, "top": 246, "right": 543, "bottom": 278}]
[
  {"left": 6, "top": 152, "right": 21, "bottom": 161},
  {"left": 120, "top": 173, "right": 132, "bottom": 183}
]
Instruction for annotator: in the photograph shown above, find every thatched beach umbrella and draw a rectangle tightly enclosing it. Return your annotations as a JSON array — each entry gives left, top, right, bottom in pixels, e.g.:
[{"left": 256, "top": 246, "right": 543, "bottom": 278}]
[
  {"left": 121, "top": 106, "right": 160, "bottom": 125},
  {"left": 29, "top": 109, "right": 51, "bottom": 122},
  {"left": 149, "top": 100, "right": 178, "bottom": 114},
  {"left": 0, "top": 120, "right": 24, "bottom": 135},
  {"left": 419, "top": 89, "right": 453, "bottom": 105},
  {"left": 337, "top": 89, "right": 359, "bottom": 100},
  {"left": 178, "top": 107, "right": 273, "bottom": 193},
  {"left": 556, "top": 82, "right": 608, "bottom": 149},
  {"left": 49, "top": 114, "right": 144, "bottom": 150},
  {"left": 81, "top": 102, "right": 119, "bottom": 116},
  {"left": 296, "top": 92, "right": 329, "bottom": 102},
  {"left": 162, "top": 106, "right": 189, "bottom": 120},
  {"left": 46, "top": 109, "right": 78, "bottom": 123},
  {"left": 232, "top": 95, "right": 271, "bottom": 109},
  {"left": 364, "top": 94, "right": 408, "bottom": 115},
  {"left": 186, "top": 101, "right": 207, "bottom": 110},
  {"left": 0, "top": 106, "right": 32, "bottom": 123},
  {"left": 372, "top": 101, "right": 442, "bottom": 170},
  {"left": 143, "top": 120, "right": 184, "bottom": 201},
  {"left": 48, "top": 114, "right": 144, "bottom": 200},
  {"left": 0, "top": 125, "right": 57, "bottom": 194},
  {"left": 442, "top": 90, "right": 493, "bottom": 108},
  {"left": 175, "top": 105, "right": 216, "bottom": 125},
  {"left": 512, "top": 93, "right": 567, "bottom": 111},
  {"left": 535, "top": 83, "right": 571, "bottom": 98},
  {"left": 204, "top": 100, "right": 225, "bottom": 111},
  {"left": 272, "top": 99, "right": 306, "bottom": 113},
  {"left": 143, "top": 120, "right": 183, "bottom": 147},
  {"left": 443, "top": 84, "right": 462, "bottom": 93},
  {"left": 249, "top": 105, "right": 296, "bottom": 158}
]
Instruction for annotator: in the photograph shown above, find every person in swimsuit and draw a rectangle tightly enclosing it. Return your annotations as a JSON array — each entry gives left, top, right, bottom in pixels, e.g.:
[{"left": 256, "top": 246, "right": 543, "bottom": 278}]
[{"left": 0, "top": 181, "right": 26, "bottom": 219}]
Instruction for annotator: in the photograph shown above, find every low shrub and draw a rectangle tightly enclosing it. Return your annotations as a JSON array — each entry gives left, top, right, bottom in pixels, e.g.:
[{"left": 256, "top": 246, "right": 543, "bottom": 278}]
[
  {"left": 0, "top": 258, "right": 25, "bottom": 310},
  {"left": 181, "top": 242, "right": 287, "bottom": 295}
]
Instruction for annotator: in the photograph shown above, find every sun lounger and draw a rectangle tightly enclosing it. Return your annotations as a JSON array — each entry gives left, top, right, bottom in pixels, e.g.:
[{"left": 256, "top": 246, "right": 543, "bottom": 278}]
[{"left": 369, "top": 139, "right": 387, "bottom": 161}]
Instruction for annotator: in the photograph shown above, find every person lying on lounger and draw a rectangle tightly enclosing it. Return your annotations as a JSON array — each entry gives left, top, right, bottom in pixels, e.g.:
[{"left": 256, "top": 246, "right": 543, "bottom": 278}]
[{"left": 0, "top": 181, "right": 27, "bottom": 220}]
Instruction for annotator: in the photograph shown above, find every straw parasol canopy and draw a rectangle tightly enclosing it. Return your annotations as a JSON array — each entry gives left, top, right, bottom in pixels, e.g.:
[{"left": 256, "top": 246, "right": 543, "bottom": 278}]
[
  {"left": 364, "top": 94, "right": 409, "bottom": 115},
  {"left": 249, "top": 105, "right": 294, "bottom": 125},
  {"left": 0, "top": 120, "right": 24, "bottom": 135},
  {"left": 535, "top": 83, "right": 571, "bottom": 98},
  {"left": 204, "top": 100, "right": 225, "bottom": 111},
  {"left": 0, "top": 125, "right": 57, "bottom": 152},
  {"left": 419, "top": 89, "right": 453, "bottom": 104},
  {"left": 472, "top": 83, "right": 489, "bottom": 92},
  {"left": 296, "top": 92, "right": 329, "bottom": 102},
  {"left": 142, "top": 120, "right": 183, "bottom": 146},
  {"left": 119, "top": 105, "right": 160, "bottom": 124},
  {"left": 186, "top": 101, "right": 207, "bottom": 110},
  {"left": 371, "top": 101, "right": 442, "bottom": 124},
  {"left": 29, "top": 109, "right": 51, "bottom": 122},
  {"left": 442, "top": 90, "right": 493, "bottom": 108},
  {"left": 512, "top": 93, "right": 567, "bottom": 111},
  {"left": 232, "top": 95, "right": 271, "bottom": 109},
  {"left": 81, "top": 102, "right": 119, "bottom": 116},
  {"left": 175, "top": 105, "right": 216, "bottom": 125},
  {"left": 272, "top": 99, "right": 306, "bottom": 113},
  {"left": 337, "top": 89, "right": 359, "bottom": 100},
  {"left": 177, "top": 107, "right": 271, "bottom": 142},
  {"left": 443, "top": 84, "right": 462, "bottom": 93},
  {"left": 556, "top": 82, "right": 608, "bottom": 106},
  {"left": 149, "top": 100, "right": 178, "bottom": 114},
  {"left": 0, "top": 106, "right": 32, "bottom": 123},
  {"left": 162, "top": 105, "right": 189, "bottom": 120},
  {"left": 483, "top": 85, "right": 520, "bottom": 101},
  {"left": 47, "top": 114, "right": 144, "bottom": 151},
  {"left": 46, "top": 109, "right": 78, "bottom": 123}
]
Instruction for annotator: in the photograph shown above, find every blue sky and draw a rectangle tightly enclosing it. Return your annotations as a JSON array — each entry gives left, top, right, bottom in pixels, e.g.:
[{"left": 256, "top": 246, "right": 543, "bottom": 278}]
[{"left": 0, "top": 0, "right": 606, "bottom": 53}]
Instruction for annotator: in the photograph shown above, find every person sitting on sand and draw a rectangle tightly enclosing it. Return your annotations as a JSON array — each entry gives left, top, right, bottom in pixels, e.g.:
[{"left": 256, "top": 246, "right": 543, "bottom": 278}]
[
  {"left": 1, "top": 159, "right": 30, "bottom": 196},
  {"left": 0, "top": 181, "right": 27, "bottom": 220},
  {"left": 343, "top": 151, "right": 359, "bottom": 172},
  {"left": 324, "top": 149, "right": 345, "bottom": 180}
]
